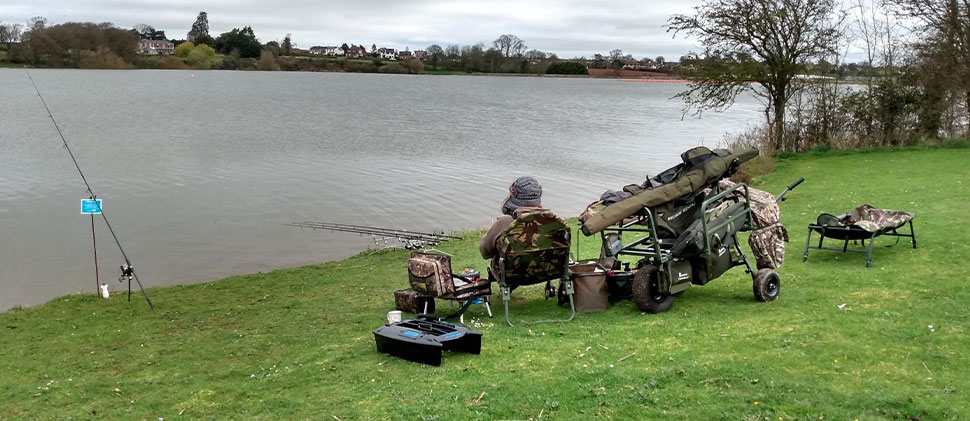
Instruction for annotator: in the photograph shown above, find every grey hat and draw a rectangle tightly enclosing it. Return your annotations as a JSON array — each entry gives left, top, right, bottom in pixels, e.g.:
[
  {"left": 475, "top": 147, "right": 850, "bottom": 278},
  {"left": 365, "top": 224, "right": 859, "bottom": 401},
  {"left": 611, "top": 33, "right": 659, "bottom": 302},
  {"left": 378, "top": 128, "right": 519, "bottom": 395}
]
[{"left": 501, "top": 176, "right": 543, "bottom": 215}]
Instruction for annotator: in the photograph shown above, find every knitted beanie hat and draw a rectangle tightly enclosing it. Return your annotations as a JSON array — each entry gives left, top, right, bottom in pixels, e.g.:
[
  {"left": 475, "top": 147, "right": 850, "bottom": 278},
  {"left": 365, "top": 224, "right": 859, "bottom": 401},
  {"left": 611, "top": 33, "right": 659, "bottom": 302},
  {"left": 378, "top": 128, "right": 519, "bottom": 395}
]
[{"left": 501, "top": 176, "right": 543, "bottom": 215}]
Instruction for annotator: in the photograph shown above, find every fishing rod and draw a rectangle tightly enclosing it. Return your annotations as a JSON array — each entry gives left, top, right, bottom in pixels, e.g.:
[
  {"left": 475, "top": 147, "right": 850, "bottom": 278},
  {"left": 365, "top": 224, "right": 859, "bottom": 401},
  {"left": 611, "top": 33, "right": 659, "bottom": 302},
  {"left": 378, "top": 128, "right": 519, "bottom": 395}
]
[
  {"left": 285, "top": 222, "right": 460, "bottom": 250},
  {"left": 25, "top": 67, "right": 154, "bottom": 310}
]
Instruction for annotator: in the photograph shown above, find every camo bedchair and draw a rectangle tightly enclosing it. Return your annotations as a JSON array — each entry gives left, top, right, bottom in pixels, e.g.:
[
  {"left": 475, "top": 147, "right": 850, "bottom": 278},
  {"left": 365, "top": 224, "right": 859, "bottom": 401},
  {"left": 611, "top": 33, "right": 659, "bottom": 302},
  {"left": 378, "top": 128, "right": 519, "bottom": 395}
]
[{"left": 802, "top": 204, "right": 916, "bottom": 267}]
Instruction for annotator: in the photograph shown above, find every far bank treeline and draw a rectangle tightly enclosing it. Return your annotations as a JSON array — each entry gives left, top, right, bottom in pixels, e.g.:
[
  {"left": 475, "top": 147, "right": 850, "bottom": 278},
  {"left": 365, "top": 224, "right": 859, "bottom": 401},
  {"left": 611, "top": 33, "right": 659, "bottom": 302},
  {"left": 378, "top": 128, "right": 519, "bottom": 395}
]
[{"left": 0, "top": 13, "right": 593, "bottom": 76}]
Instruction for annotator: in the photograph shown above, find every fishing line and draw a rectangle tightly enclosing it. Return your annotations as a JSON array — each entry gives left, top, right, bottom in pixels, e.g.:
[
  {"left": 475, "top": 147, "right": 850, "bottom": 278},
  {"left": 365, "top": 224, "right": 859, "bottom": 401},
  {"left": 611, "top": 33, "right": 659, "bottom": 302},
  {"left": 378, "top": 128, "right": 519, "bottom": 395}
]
[{"left": 25, "top": 66, "right": 154, "bottom": 310}]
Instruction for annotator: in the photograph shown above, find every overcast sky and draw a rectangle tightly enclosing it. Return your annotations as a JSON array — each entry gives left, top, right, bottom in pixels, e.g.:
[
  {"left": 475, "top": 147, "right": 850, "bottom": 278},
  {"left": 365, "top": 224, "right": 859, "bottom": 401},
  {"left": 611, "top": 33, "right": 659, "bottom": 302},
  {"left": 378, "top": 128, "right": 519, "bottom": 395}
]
[{"left": 0, "top": 0, "right": 707, "bottom": 59}]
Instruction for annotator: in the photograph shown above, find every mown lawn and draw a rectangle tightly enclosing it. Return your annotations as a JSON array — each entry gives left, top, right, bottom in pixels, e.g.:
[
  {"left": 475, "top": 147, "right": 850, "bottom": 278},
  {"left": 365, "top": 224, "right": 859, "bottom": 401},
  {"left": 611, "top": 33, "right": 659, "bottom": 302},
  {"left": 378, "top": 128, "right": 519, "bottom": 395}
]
[{"left": 1, "top": 148, "right": 967, "bottom": 419}]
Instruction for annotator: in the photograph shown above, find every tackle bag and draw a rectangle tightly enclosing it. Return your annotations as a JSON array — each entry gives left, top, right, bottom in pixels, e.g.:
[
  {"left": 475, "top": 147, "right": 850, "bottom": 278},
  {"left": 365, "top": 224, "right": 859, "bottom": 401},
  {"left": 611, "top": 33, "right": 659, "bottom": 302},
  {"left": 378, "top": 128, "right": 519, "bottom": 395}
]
[
  {"left": 408, "top": 252, "right": 456, "bottom": 298},
  {"left": 407, "top": 252, "right": 491, "bottom": 301},
  {"left": 394, "top": 289, "right": 435, "bottom": 314}
]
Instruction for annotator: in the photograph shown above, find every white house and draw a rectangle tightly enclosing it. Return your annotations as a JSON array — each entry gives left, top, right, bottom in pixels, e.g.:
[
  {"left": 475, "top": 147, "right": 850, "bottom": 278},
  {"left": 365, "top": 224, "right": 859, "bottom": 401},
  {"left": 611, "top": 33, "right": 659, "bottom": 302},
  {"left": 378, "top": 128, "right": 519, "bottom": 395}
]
[
  {"left": 139, "top": 39, "right": 175, "bottom": 55},
  {"left": 310, "top": 46, "right": 344, "bottom": 56},
  {"left": 377, "top": 47, "right": 397, "bottom": 60}
]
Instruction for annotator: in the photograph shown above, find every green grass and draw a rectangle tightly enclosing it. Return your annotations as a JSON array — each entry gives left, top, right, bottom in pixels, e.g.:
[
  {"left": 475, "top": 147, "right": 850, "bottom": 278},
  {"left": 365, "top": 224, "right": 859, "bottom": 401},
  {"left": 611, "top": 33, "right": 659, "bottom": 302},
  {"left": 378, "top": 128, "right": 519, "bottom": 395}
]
[{"left": 2, "top": 148, "right": 968, "bottom": 419}]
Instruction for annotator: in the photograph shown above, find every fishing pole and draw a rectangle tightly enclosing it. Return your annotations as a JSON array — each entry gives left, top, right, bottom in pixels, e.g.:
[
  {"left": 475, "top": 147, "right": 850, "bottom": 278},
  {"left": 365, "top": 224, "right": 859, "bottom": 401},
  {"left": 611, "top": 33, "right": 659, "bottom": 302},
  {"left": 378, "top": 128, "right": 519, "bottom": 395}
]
[
  {"left": 285, "top": 221, "right": 460, "bottom": 250},
  {"left": 286, "top": 222, "right": 459, "bottom": 240},
  {"left": 24, "top": 66, "right": 154, "bottom": 310}
]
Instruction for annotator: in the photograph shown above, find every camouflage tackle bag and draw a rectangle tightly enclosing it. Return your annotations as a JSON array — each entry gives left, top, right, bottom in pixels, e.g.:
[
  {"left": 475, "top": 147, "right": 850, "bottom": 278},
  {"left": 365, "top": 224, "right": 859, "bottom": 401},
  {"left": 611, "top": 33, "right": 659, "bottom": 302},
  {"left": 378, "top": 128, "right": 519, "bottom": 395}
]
[
  {"left": 394, "top": 289, "right": 435, "bottom": 314},
  {"left": 408, "top": 252, "right": 455, "bottom": 298},
  {"left": 719, "top": 180, "right": 788, "bottom": 269},
  {"left": 408, "top": 252, "right": 491, "bottom": 301}
]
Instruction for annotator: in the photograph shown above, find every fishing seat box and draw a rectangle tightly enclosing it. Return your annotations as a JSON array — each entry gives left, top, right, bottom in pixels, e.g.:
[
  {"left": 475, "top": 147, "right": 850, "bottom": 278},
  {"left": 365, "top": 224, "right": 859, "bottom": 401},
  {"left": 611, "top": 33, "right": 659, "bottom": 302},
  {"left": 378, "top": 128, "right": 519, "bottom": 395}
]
[
  {"left": 394, "top": 289, "right": 435, "bottom": 314},
  {"left": 569, "top": 263, "right": 609, "bottom": 312}
]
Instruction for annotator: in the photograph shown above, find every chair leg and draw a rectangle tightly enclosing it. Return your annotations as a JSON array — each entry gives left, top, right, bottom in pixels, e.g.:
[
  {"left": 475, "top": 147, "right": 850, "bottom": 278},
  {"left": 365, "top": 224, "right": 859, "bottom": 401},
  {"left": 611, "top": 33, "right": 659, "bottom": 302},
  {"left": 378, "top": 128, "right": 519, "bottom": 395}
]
[
  {"left": 866, "top": 233, "right": 876, "bottom": 267},
  {"left": 564, "top": 279, "right": 576, "bottom": 322},
  {"left": 803, "top": 227, "right": 813, "bottom": 262},
  {"left": 502, "top": 285, "right": 513, "bottom": 327},
  {"left": 910, "top": 221, "right": 917, "bottom": 249}
]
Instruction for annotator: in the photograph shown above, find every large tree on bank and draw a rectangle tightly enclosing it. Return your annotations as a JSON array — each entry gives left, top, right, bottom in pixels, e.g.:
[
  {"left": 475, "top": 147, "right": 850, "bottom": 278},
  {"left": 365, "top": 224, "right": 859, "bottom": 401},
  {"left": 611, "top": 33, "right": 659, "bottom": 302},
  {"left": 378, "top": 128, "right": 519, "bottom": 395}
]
[
  {"left": 668, "top": 0, "right": 844, "bottom": 151},
  {"left": 187, "top": 11, "right": 212, "bottom": 45},
  {"left": 213, "top": 26, "right": 260, "bottom": 58}
]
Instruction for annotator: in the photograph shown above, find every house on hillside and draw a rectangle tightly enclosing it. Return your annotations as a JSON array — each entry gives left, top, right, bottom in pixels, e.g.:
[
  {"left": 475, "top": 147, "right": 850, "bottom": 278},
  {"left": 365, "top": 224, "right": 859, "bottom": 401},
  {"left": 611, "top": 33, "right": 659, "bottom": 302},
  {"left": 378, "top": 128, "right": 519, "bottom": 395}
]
[
  {"left": 377, "top": 47, "right": 396, "bottom": 60},
  {"left": 413, "top": 50, "right": 427, "bottom": 60},
  {"left": 622, "top": 59, "right": 641, "bottom": 70},
  {"left": 139, "top": 39, "right": 175, "bottom": 55},
  {"left": 397, "top": 49, "right": 413, "bottom": 61},
  {"left": 310, "top": 46, "right": 344, "bottom": 56},
  {"left": 347, "top": 45, "right": 367, "bottom": 58}
]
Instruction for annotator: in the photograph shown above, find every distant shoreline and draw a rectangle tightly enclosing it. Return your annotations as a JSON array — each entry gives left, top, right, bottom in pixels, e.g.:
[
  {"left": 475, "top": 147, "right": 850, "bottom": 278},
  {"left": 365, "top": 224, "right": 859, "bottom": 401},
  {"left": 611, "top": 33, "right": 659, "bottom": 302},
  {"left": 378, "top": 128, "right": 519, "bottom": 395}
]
[{"left": 2, "top": 65, "right": 689, "bottom": 82}]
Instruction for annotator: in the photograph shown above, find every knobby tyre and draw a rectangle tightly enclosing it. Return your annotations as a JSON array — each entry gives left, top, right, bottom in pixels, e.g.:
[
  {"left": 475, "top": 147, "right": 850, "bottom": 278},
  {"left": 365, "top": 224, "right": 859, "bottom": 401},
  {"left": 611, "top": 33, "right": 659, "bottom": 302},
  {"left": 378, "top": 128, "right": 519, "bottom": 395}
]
[
  {"left": 632, "top": 264, "right": 674, "bottom": 313},
  {"left": 753, "top": 268, "right": 780, "bottom": 302}
]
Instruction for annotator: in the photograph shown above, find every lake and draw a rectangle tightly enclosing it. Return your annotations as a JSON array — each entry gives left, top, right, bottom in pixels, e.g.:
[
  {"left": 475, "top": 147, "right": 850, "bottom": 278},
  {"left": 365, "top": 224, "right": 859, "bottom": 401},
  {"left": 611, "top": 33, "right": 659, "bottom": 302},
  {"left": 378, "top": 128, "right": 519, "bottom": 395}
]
[{"left": 0, "top": 69, "right": 762, "bottom": 311}]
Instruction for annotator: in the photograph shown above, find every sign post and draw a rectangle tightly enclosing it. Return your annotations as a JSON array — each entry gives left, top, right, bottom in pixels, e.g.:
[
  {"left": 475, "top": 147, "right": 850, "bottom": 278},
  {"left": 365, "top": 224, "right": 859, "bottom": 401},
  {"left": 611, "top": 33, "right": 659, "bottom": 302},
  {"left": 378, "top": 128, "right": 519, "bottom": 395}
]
[{"left": 81, "top": 198, "right": 103, "bottom": 297}]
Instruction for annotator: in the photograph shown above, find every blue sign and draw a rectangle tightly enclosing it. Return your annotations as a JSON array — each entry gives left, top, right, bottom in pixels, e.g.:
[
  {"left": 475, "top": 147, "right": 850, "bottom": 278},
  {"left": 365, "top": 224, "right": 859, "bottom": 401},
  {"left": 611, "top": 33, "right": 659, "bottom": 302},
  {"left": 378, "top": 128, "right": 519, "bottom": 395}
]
[{"left": 81, "top": 199, "right": 102, "bottom": 215}]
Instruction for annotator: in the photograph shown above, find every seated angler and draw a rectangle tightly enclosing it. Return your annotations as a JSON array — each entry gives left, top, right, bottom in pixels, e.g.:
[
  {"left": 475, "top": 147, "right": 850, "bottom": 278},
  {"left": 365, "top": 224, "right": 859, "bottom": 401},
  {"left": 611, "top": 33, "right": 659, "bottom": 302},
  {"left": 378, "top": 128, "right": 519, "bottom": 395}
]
[{"left": 479, "top": 176, "right": 544, "bottom": 277}]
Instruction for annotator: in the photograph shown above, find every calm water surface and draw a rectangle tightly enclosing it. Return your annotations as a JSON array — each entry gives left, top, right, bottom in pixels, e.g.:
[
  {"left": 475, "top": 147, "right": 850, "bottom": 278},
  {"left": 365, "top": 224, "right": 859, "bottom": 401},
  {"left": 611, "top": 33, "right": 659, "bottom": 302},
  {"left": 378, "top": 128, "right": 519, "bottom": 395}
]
[{"left": 0, "top": 69, "right": 761, "bottom": 311}]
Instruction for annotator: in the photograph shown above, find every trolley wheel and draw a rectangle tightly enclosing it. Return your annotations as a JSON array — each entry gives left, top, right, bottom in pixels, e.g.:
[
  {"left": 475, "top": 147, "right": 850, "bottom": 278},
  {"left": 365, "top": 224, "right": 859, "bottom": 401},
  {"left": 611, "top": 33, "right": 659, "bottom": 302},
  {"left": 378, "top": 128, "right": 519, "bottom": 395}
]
[
  {"left": 632, "top": 264, "right": 674, "bottom": 313},
  {"left": 753, "top": 268, "right": 780, "bottom": 302}
]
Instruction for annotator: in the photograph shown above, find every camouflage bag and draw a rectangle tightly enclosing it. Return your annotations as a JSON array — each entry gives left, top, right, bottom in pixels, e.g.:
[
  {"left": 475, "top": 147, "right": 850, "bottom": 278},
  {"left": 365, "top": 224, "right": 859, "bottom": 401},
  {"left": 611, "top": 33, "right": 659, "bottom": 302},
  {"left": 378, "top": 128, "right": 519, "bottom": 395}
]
[
  {"left": 409, "top": 253, "right": 491, "bottom": 301},
  {"left": 408, "top": 252, "right": 455, "bottom": 298},
  {"left": 749, "top": 224, "right": 789, "bottom": 269},
  {"left": 719, "top": 180, "right": 788, "bottom": 269},
  {"left": 394, "top": 289, "right": 435, "bottom": 314},
  {"left": 843, "top": 204, "right": 915, "bottom": 232},
  {"left": 500, "top": 210, "right": 571, "bottom": 288}
]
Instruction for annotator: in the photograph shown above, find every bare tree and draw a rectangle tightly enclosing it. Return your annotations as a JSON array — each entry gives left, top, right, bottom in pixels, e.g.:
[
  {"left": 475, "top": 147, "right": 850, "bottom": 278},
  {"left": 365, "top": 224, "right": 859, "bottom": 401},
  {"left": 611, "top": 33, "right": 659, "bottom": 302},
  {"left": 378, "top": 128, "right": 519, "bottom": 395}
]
[
  {"left": 20, "top": 16, "right": 47, "bottom": 42},
  {"left": 668, "top": 0, "right": 845, "bottom": 151},
  {"left": 492, "top": 34, "right": 526, "bottom": 57},
  {"left": 526, "top": 49, "right": 547, "bottom": 61},
  {"left": 853, "top": 0, "right": 904, "bottom": 74},
  {"left": 0, "top": 22, "right": 24, "bottom": 44},
  {"left": 891, "top": 0, "right": 970, "bottom": 136},
  {"left": 133, "top": 23, "right": 166, "bottom": 40}
]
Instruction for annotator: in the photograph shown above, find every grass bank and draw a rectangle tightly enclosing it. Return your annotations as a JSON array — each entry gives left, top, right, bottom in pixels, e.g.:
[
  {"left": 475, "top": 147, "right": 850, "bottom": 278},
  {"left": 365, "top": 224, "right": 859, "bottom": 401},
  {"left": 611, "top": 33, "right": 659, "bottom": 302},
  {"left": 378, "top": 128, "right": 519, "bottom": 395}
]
[{"left": 2, "top": 148, "right": 968, "bottom": 419}]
